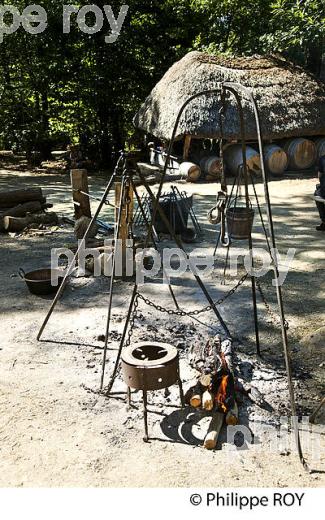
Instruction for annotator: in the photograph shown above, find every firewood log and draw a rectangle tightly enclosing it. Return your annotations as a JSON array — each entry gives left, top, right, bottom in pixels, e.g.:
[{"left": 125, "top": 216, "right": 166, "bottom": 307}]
[
  {"left": 185, "top": 382, "right": 203, "bottom": 408},
  {"left": 202, "top": 389, "right": 214, "bottom": 411},
  {"left": 200, "top": 374, "right": 212, "bottom": 388},
  {"left": 190, "top": 394, "right": 202, "bottom": 408},
  {"left": 0, "top": 198, "right": 47, "bottom": 211},
  {"left": 3, "top": 212, "right": 58, "bottom": 232},
  {"left": 189, "top": 335, "right": 234, "bottom": 375},
  {"left": 0, "top": 201, "right": 44, "bottom": 232},
  {"left": 204, "top": 412, "right": 224, "bottom": 450},
  {"left": 0, "top": 188, "right": 43, "bottom": 206},
  {"left": 226, "top": 402, "right": 239, "bottom": 426},
  {"left": 0, "top": 200, "right": 43, "bottom": 218}
]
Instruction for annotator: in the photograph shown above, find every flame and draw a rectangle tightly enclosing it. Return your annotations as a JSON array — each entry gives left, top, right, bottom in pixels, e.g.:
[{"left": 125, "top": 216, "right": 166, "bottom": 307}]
[{"left": 216, "top": 375, "right": 229, "bottom": 413}]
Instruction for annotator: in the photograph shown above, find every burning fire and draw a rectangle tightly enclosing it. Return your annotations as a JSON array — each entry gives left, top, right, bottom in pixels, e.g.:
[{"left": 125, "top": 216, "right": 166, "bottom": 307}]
[{"left": 216, "top": 374, "right": 229, "bottom": 413}]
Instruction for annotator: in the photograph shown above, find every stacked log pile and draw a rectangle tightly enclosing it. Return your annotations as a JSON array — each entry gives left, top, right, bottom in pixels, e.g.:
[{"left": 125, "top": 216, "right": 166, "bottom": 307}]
[
  {"left": 0, "top": 188, "right": 57, "bottom": 233},
  {"left": 185, "top": 335, "right": 239, "bottom": 450}
]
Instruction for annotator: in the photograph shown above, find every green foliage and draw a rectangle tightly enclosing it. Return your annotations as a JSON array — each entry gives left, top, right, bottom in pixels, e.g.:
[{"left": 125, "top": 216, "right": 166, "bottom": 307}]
[
  {"left": 0, "top": 0, "right": 323, "bottom": 163},
  {"left": 262, "top": 0, "right": 325, "bottom": 69},
  {"left": 192, "top": 0, "right": 273, "bottom": 54}
]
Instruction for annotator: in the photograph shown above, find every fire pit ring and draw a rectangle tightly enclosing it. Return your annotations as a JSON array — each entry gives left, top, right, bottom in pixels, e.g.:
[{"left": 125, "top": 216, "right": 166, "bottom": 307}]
[{"left": 121, "top": 342, "right": 184, "bottom": 442}]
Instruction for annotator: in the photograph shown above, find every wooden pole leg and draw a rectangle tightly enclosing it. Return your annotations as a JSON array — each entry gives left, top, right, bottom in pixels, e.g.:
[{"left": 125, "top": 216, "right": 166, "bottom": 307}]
[{"left": 143, "top": 390, "right": 149, "bottom": 443}]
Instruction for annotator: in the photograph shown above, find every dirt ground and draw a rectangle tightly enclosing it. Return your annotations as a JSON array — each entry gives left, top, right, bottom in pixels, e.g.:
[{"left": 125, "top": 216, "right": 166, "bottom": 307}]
[{"left": 0, "top": 167, "right": 324, "bottom": 487}]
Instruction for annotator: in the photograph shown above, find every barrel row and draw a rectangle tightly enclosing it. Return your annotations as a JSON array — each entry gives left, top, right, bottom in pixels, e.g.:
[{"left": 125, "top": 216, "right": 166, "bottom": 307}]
[{"left": 182, "top": 136, "right": 325, "bottom": 183}]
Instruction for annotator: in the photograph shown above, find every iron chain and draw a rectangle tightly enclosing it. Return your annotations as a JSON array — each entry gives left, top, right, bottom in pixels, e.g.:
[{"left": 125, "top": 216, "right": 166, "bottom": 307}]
[
  {"left": 256, "top": 279, "right": 289, "bottom": 331},
  {"left": 125, "top": 293, "right": 140, "bottom": 347},
  {"left": 136, "top": 273, "right": 248, "bottom": 318}
]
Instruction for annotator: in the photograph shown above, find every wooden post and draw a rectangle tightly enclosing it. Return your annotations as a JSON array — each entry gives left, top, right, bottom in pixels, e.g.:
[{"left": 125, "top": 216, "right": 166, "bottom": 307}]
[
  {"left": 115, "top": 180, "right": 134, "bottom": 277},
  {"left": 183, "top": 135, "right": 192, "bottom": 161},
  {"left": 71, "top": 169, "right": 91, "bottom": 220}
]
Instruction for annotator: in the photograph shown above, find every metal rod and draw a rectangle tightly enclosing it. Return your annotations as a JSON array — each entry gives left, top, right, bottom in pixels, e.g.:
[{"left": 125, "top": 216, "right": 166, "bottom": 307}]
[
  {"left": 138, "top": 170, "right": 231, "bottom": 337},
  {"left": 249, "top": 170, "right": 273, "bottom": 256},
  {"left": 73, "top": 189, "right": 117, "bottom": 208},
  {"left": 37, "top": 159, "right": 122, "bottom": 341},
  {"left": 214, "top": 171, "right": 236, "bottom": 257},
  {"left": 213, "top": 231, "right": 221, "bottom": 258},
  {"left": 127, "top": 387, "right": 132, "bottom": 407},
  {"left": 171, "top": 186, "right": 186, "bottom": 229},
  {"left": 232, "top": 91, "right": 261, "bottom": 357},
  {"left": 105, "top": 286, "right": 138, "bottom": 395},
  {"left": 179, "top": 189, "right": 202, "bottom": 234},
  {"left": 100, "top": 172, "right": 128, "bottom": 390},
  {"left": 178, "top": 377, "right": 185, "bottom": 408},
  {"left": 143, "top": 390, "right": 149, "bottom": 442},
  {"left": 223, "top": 82, "right": 307, "bottom": 469},
  {"left": 146, "top": 88, "right": 231, "bottom": 337},
  {"left": 222, "top": 168, "right": 241, "bottom": 282},
  {"left": 131, "top": 179, "right": 180, "bottom": 310}
]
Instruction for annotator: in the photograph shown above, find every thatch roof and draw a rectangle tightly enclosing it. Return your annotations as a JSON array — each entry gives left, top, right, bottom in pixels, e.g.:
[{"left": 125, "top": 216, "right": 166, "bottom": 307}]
[{"left": 134, "top": 51, "right": 325, "bottom": 141}]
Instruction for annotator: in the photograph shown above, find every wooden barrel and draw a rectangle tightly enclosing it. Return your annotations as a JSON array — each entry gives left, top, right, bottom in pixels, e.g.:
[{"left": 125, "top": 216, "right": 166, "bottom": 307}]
[
  {"left": 263, "top": 144, "right": 288, "bottom": 175},
  {"left": 199, "top": 155, "right": 222, "bottom": 181},
  {"left": 179, "top": 162, "right": 201, "bottom": 183},
  {"left": 224, "top": 145, "right": 261, "bottom": 176},
  {"left": 314, "top": 137, "right": 325, "bottom": 159},
  {"left": 283, "top": 138, "right": 316, "bottom": 170}
]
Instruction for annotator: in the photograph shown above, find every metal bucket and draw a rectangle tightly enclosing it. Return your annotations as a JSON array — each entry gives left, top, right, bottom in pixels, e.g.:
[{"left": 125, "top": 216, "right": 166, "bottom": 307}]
[
  {"left": 226, "top": 207, "right": 255, "bottom": 240},
  {"left": 151, "top": 194, "right": 193, "bottom": 234}
]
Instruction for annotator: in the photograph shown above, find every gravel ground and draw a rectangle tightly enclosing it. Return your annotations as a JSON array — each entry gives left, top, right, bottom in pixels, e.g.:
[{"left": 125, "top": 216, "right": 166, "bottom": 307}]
[{"left": 0, "top": 167, "right": 324, "bottom": 487}]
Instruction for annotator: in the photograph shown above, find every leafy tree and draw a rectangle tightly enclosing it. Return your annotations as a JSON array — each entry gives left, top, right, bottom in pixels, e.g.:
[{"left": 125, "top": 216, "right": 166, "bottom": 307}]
[
  {"left": 0, "top": 0, "right": 323, "bottom": 164},
  {"left": 263, "top": 0, "right": 325, "bottom": 74}
]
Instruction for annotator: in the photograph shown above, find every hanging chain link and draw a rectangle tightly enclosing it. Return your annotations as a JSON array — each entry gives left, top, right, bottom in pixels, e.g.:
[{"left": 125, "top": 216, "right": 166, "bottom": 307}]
[
  {"left": 125, "top": 293, "right": 140, "bottom": 347},
  {"left": 136, "top": 272, "right": 248, "bottom": 318},
  {"left": 256, "top": 278, "right": 289, "bottom": 331}
]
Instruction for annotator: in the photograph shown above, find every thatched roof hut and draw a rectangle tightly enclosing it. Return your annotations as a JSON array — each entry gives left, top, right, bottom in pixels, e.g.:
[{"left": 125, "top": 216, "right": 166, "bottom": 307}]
[{"left": 134, "top": 52, "right": 325, "bottom": 142}]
